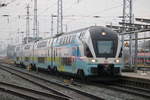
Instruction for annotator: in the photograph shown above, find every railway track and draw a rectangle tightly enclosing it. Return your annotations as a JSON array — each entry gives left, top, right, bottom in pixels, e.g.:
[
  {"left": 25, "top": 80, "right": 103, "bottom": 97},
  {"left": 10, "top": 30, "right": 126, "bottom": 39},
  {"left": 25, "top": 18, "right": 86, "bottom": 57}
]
[
  {"left": 118, "top": 76, "right": 150, "bottom": 89},
  {"left": 2, "top": 62, "right": 150, "bottom": 99},
  {"left": 90, "top": 76, "right": 150, "bottom": 99},
  {"left": 114, "top": 76, "right": 150, "bottom": 98},
  {"left": 0, "top": 64, "right": 71, "bottom": 99},
  {"left": 0, "top": 63, "right": 104, "bottom": 100},
  {"left": 0, "top": 81, "right": 69, "bottom": 100}
]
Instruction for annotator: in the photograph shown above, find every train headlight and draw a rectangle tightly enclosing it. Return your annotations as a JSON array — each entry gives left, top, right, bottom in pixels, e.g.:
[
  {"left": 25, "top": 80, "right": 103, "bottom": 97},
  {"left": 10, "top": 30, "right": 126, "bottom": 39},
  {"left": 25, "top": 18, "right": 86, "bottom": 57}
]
[
  {"left": 101, "top": 32, "right": 107, "bottom": 35},
  {"left": 115, "top": 59, "right": 120, "bottom": 63},
  {"left": 91, "top": 59, "right": 96, "bottom": 63}
]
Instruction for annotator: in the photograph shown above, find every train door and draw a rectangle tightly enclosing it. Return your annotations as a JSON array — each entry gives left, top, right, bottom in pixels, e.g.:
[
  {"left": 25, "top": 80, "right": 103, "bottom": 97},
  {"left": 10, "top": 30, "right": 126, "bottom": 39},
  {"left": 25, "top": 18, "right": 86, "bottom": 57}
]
[
  {"left": 59, "top": 47, "right": 72, "bottom": 73},
  {"left": 51, "top": 38, "right": 55, "bottom": 68},
  {"left": 72, "top": 46, "right": 79, "bottom": 73},
  {"left": 32, "top": 42, "right": 36, "bottom": 64}
]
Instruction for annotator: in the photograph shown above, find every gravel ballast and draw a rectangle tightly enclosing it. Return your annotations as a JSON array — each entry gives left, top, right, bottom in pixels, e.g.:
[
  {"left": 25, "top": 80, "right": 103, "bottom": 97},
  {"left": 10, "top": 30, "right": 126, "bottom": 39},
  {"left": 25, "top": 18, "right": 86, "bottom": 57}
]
[
  {"left": 0, "top": 91, "right": 26, "bottom": 100},
  {"left": 0, "top": 68, "right": 51, "bottom": 100}
]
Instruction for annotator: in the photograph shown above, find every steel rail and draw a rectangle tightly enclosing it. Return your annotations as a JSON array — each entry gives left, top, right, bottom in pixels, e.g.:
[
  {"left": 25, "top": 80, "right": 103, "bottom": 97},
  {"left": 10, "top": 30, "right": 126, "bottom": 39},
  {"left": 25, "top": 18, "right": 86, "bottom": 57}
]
[
  {"left": 0, "top": 64, "right": 71, "bottom": 99},
  {"left": 0, "top": 81, "right": 69, "bottom": 100},
  {"left": 90, "top": 76, "right": 150, "bottom": 99},
  {"left": 118, "top": 76, "right": 150, "bottom": 89}
]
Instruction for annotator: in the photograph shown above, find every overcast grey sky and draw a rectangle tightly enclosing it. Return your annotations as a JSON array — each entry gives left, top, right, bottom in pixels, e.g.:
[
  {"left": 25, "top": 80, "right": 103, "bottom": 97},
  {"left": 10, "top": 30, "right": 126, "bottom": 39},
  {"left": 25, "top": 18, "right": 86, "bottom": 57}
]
[{"left": 0, "top": 0, "right": 150, "bottom": 44}]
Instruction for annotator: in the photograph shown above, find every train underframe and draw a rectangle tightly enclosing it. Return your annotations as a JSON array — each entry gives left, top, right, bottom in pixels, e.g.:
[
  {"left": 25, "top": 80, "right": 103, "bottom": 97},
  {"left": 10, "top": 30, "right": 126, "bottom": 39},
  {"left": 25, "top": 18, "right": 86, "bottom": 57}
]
[{"left": 90, "top": 64, "right": 121, "bottom": 76}]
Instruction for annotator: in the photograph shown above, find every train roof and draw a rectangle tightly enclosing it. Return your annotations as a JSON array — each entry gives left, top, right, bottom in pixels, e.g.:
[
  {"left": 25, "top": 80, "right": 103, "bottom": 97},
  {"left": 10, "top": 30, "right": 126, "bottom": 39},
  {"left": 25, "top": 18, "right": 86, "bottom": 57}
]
[
  {"left": 53, "top": 26, "right": 117, "bottom": 37},
  {"left": 15, "top": 26, "right": 118, "bottom": 47}
]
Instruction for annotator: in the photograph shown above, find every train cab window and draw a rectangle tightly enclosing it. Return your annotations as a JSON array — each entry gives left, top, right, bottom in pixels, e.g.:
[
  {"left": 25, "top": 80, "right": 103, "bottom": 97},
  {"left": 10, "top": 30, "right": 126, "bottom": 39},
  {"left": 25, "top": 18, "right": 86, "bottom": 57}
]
[
  {"left": 119, "top": 47, "right": 122, "bottom": 57},
  {"left": 85, "top": 47, "right": 93, "bottom": 57}
]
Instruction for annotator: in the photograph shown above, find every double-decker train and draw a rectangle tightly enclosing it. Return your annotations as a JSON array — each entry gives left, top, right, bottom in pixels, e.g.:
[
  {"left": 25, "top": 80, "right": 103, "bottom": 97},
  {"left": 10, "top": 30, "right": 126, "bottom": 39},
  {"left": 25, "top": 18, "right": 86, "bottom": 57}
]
[{"left": 13, "top": 26, "right": 123, "bottom": 78}]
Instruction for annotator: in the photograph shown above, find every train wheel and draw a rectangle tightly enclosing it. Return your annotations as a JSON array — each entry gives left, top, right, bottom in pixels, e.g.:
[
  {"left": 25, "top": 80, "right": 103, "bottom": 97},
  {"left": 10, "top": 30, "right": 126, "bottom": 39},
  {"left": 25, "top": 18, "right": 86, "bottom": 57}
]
[
  {"left": 77, "top": 70, "right": 86, "bottom": 81},
  {"left": 53, "top": 67, "right": 59, "bottom": 76},
  {"left": 30, "top": 64, "right": 34, "bottom": 70},
  {"left": 33, "top": 64, "right": 36, "bottom": 70},
  {"left": 27, "top": 64, "right": 32, "bottom": 71},
  {"left": 21, "top": 63, "right": 25, "bottom": 68},
  {"left": 48, "top": 65, "right": 52, "bottom": 73},
  {"left": 14, "top": 61, "right": 16, "bottom": 65},
  {"left": 53, "top": 66, "right": 57, "bottom": 72}
]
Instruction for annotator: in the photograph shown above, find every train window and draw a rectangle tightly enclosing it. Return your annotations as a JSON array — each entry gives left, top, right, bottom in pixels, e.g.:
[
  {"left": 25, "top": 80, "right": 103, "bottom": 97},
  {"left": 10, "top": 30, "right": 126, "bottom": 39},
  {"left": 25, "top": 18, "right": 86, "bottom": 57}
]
[
  {"left": 65, "top": 36, "right": 68, "bottom": 44},
  {"left": 58, "top": 38, "right": 61, "bottom": 44},
  {"left": 61, "top": 37, "right": 63, "bottom": 44},
  {"left": 85, "top": 46, "right": 93, "bottom": 57},
  {"left": 37, "top": 41, "right": 47, "bottom": 48},
  {"left": 66, "top": 36, "right": 68, "bottom": 44},
  {"left": 79, "top": 32, "right": 84, "bottom": 39},
  {"left": 55, "top": 48, "right": 57, "bottom": 56},
  {"left": 68, "top": 36, "right": 71, "bottom": 43},
  {"left": 60, "top": 38, "right": 62, "bottom": 44},
  {"left": 53, "top": 39, "right": 56, "bottom": 44},
  {"left": 79, "top": 32, "right": 82, "bottom": 39},
  {"left": 38, "top": 57, "right": 45, "bottom": 63},
  {"left": 56, "top": 38, "right": 58, "bottom": 43},
  {"left": 56, "top": 38, "right": 59, "bottom": 44},
  {"left": 61, "top": 57, "right": 72, "bottom": 65},
  {"left": 16, "top": 57, "right": 19, "bottom": 61},
  {"left": 63, "top": 37, "right": 66, "bottom": 44},
  {"left": 49, "top": 39, "right": 52, "bottom": 46},
  {"left": 57, "top": 38, "right": 60, "bottom": 44},
  {"left": 70, "top": 36, "right": 73, "bottom": 43},
  {"left": 24, "top": 45, "right": 30, "bottom": 50},
  {"left": 119, "top": 48, "right": 122, "bottom": 57},
  {"left": 25, "top": 57, "right": 29, "bottom": 62},
  {"left": 65, "top": 36, "right": 67, "bottom": 44},
  {"left": 72, "top": 35, "right": 76, "bottom": 43}
]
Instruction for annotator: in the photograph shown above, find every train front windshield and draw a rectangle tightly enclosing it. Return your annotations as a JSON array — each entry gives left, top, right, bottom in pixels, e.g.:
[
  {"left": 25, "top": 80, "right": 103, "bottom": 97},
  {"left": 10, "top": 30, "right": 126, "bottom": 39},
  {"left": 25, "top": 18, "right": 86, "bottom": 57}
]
[
  {"left": 94, "top": 40, "right": 117, "bottom": 58},
  {"left": 97, "top": 41, "right": 113, "bottom": 55},
  {"left": 90, "top": 27, "right": 118, "bottom": 58}
]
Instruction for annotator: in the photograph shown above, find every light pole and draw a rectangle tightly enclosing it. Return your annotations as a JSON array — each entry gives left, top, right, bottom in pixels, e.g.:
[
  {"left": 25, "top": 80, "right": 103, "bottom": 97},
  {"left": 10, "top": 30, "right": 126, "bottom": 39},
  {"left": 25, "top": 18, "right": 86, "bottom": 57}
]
[
  {"left": 51, "top": 14, "right": 57, "bottom": 37},
  {"left": 20, "top": 32, "right": 24, "bottom": 44}
]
